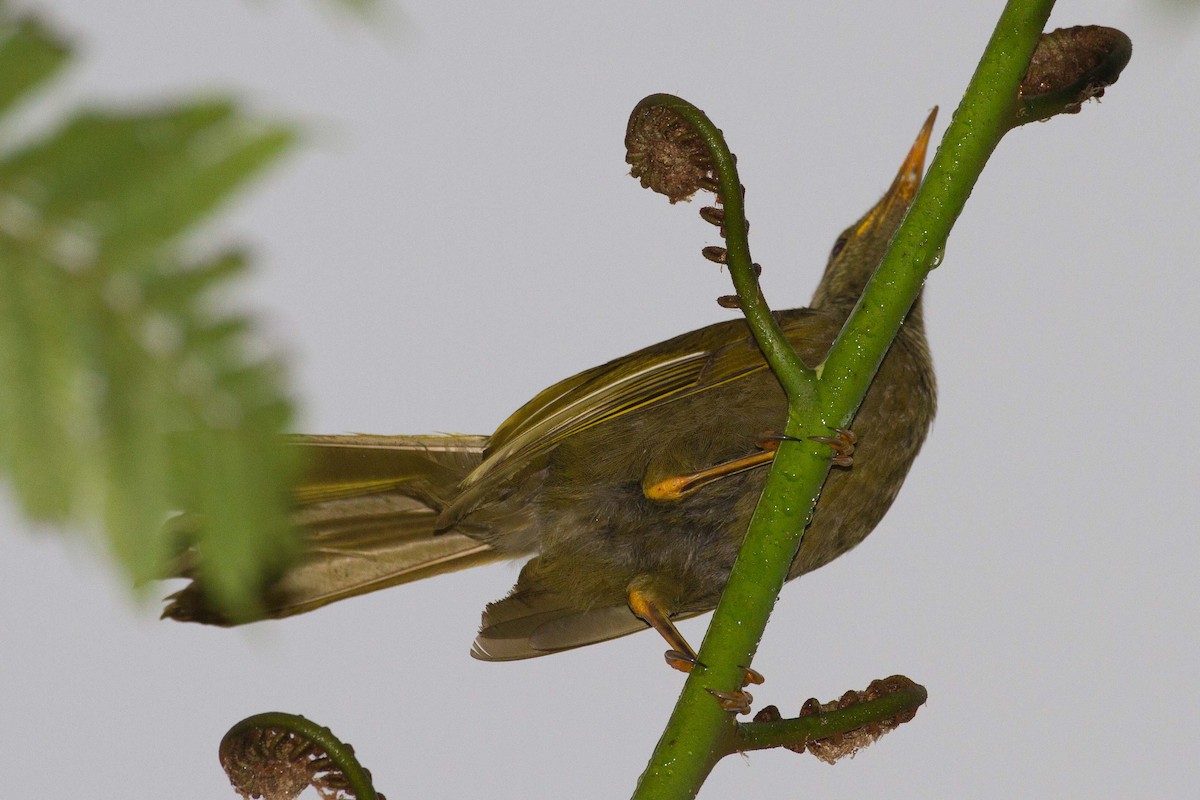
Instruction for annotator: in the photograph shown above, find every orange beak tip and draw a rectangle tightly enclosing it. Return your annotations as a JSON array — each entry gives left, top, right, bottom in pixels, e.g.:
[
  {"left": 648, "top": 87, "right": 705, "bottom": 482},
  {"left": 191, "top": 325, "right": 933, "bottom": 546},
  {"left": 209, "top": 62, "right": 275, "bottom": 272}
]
[
  {"left": 908, "top": 108, "right": 938, "bottom": 178},
  {"left": 856, "top": 105, "right": 941, "bottom": 236}
]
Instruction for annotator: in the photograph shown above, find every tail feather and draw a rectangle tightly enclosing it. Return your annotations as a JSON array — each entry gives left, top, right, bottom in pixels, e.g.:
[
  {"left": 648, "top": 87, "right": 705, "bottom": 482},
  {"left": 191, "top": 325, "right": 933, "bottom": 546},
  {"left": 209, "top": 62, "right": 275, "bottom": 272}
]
[{"left": 163, "top": 434, "right": 499, "bottom": 624}]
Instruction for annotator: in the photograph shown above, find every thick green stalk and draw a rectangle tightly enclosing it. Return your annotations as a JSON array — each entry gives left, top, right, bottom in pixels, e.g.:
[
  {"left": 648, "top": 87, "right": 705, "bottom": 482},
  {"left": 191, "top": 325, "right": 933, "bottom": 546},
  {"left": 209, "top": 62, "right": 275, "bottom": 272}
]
[{"left": 631, "top": 2, "right": 1056, "bottom": 798}]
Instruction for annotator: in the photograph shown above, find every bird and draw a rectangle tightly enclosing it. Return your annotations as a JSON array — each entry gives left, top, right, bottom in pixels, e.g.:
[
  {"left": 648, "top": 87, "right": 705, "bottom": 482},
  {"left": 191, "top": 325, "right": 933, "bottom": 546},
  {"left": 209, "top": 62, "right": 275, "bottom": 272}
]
[{"left": 165, "top": 111, "right": 937, "bottom": 694}]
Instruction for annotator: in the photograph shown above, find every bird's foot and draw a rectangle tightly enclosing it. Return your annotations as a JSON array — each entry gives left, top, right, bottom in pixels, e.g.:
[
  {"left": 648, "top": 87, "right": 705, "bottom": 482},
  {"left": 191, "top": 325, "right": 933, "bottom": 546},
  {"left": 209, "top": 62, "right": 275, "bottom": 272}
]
[
  {"left": 664, "top": 648, "right": 698, "bottom": 674},
  {"left": 707, "top": 688, "right": 754, "bottom": 715},
  {"left": 809, "top": 427, "right": 857, "bottom": 467},
  {"left": 664, "top": 649, "right": 764, "bottom": 688},
  {"left": 668, "top": 651, "right": 757, "bottom": 714},
  {"left": 758, "top": 428, "right": 855, "bottom": 467},
  {"left": 630, "top": 584, "right": 761, "bottom": 715}
]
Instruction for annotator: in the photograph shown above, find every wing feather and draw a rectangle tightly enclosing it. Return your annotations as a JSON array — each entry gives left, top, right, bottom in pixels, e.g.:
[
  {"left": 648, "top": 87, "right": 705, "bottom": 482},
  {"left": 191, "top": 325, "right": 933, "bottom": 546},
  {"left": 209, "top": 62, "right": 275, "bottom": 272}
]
[{"left": 443, "top": 311, "right": 820, "bottom": 527}]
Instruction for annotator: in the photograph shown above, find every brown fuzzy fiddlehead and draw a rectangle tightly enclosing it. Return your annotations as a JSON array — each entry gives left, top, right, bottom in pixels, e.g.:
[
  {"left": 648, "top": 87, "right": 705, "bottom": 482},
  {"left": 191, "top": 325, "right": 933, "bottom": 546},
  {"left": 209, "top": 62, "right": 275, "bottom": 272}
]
[
  {"left": 219, "top": 713, "right": 383, "bottom": 800},
  {"left": 1016, "top": 25, "right": 1132, "bottom": 125},
  {"left": 625, "top": 99, "right": 754, "bottom": 307},
  {"left": 625, "top": 104, "right": 717, "bottom": 204}
]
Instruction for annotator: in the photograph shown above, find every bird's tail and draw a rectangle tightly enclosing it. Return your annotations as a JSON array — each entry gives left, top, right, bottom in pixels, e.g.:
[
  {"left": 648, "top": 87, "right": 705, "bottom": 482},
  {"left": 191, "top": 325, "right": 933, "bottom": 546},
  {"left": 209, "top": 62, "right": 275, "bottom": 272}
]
[{"left": 163, "top": 434, "right": 501, "bottom": 625}]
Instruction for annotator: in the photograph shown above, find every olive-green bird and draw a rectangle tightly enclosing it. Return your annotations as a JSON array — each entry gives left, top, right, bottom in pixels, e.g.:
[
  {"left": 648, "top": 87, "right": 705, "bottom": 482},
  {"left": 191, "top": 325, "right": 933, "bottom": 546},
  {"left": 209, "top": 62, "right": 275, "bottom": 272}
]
[{"left": 165, "top": 112, "right": 937, "bottom": 678}]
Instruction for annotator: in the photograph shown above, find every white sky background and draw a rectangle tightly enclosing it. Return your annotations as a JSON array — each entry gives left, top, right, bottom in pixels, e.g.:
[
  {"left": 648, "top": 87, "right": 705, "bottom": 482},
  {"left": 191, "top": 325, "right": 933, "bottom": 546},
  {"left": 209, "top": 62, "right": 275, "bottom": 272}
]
[{"left": 3, "top": 1, "right": 1198, "bottom": 798}]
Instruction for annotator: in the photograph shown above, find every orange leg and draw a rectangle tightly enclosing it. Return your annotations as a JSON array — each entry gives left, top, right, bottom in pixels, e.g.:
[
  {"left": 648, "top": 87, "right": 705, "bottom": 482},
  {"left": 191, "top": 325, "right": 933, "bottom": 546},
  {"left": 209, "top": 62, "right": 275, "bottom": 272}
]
[
  {"left": 627, "top": 585, "right": 763, "bottom": 714},
  {"left": 643, "top": 438, "right": 781, "bottom": 503}
]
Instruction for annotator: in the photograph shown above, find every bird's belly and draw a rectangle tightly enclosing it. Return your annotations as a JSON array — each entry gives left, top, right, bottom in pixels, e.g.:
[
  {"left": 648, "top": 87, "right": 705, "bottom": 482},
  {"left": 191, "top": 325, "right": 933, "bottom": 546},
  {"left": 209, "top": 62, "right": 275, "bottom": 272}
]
[
  {"left": 481, "top": 326, "right": 933, "bottom": 616},
  {"left": 526, "top": 452, "right": 767, "bottom": 613}
]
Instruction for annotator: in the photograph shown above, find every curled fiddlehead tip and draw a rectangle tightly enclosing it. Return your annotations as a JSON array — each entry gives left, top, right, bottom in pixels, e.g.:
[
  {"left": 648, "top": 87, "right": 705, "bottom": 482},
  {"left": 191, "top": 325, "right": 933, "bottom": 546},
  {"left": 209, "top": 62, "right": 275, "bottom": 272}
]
[
  {"left": 219, "top": 714, "right": 383, "bottom": 800},
  {"left": 752, "top": 675, "right": 927, "bottom": 764},
  {"left": 1017, "top": 26, "right": 1132, "bottom": 125},
  {"left": 625, "top": 104, "right": 716, "bottom": 204}
]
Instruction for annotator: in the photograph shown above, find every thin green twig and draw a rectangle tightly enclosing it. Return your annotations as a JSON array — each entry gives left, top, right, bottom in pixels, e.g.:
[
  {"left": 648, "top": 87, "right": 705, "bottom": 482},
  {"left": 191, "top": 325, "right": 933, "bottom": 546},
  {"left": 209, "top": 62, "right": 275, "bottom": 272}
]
[
  {"left": 734, "top": 679, "right": 928, "bottom": 754},
  {"left": 627, "top": 95, "right": 814, "bottom": 399}
]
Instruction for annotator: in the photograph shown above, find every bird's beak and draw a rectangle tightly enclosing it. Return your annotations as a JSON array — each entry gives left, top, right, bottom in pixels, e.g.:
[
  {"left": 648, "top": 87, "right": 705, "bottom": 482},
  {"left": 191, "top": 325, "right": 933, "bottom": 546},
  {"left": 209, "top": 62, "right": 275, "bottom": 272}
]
[{"left": 855, "top": 107, "right": 938, "bottom": 237}]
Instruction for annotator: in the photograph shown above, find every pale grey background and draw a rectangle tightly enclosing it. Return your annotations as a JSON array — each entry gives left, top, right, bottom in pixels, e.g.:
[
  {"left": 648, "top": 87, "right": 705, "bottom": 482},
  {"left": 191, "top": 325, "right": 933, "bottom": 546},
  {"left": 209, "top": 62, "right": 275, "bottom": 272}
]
[{"left": 3, "top": 1, "right": 1197, "bottom": 798}]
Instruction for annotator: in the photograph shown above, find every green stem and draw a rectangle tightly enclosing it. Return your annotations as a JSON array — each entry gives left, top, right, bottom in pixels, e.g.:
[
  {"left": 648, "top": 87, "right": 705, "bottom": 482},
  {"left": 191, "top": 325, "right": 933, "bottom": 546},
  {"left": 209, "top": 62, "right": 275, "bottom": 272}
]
[
  {"left": 734, "top": 681, "right": 928, "bottom": 754},
  {"left": 819, "top": 1, "right": 1054, "bottom": 417},
  {"left": 631, "top": 2, "right": 1055, "bottom": 798}
]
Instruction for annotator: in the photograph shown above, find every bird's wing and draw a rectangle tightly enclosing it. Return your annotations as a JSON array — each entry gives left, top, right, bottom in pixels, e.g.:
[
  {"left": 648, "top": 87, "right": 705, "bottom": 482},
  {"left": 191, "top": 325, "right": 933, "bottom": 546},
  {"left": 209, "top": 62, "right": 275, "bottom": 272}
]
[{"left": 440, "top": 309, "right": 826, "bottom": 526}]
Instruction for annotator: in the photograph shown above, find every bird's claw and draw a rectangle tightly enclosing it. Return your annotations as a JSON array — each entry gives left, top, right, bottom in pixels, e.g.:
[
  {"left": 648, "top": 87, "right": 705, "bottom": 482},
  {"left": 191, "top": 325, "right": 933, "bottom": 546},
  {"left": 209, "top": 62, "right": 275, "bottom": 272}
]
[
  {"left": 754, "top": 430, "right": 788, "bottom": 451},
  {"left": 664, "top": 650, "right": 764, "bottom": 689},
  {"left": 707, "top": 688, "right": 754, "bottom": 715},
  {"left": 664, "top": 649, "right": 702, "bottom": 674},
  {"left": 741, "top": 665, "right": 765, "bottom": 686},
  {"left": 809, "top": 427, "right": 857, "bottom": 467}
]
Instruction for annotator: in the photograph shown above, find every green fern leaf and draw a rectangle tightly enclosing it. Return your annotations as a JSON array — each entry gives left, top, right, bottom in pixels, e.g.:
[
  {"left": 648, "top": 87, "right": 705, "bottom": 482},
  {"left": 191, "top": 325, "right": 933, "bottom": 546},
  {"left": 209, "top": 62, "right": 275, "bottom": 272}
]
[{"left": 0, "top": 10, "right": 300, "bottom": 618}]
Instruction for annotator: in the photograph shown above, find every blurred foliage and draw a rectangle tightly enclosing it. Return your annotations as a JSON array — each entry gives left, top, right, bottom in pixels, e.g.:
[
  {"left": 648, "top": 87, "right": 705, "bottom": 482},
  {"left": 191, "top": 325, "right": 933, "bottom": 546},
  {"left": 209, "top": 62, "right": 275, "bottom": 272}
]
[
  {"left": 0, "top": 10, "right": 300, "bottom": 617},
  {"left": 325, "top": 0, "right": 381, "bottom": 12}
]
